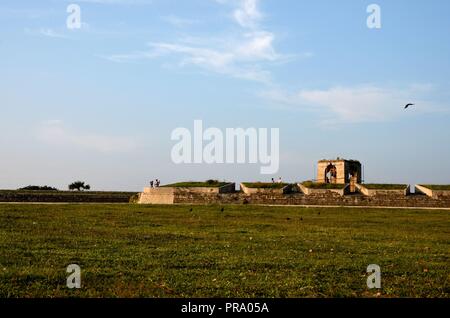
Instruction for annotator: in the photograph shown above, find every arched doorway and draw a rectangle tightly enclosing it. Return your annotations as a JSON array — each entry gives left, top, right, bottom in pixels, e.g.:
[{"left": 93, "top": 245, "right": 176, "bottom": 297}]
[
  {"left": 348, "top": 170, "right": 358, "bottom": 192},
  {"left": 325, "top": 163, "right": 337, "bottom": 183}
]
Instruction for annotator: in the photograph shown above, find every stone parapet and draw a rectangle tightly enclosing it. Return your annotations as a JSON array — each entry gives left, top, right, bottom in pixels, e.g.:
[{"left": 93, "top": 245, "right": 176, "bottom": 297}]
[
  {"left": 356, "top": 184, "right": 410, "bottom": 197},
  {"left": 298, "top": 183, "right": 348, "bottom": 196},
  {"left": 240, "top": 183, "right": 291, "bottom": 195},
  {"left": 138, "top": 190, "right": 450, "bottom": 208},
  {"left": 416, "top": 185, "right": 450, "bottom": 199}
]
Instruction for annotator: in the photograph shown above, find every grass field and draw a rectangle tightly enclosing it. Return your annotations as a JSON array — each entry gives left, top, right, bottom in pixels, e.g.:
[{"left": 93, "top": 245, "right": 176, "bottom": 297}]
[
  {"left": 241, "top": 182, "right": 288, "bottom": 189},
  {"left": 362, "top": 184, "right": 408, "bottom": 190},
  {"left": 422, "top": 185, "right": 450, "bottom": 191},
  {"left": 301, "top": 181, "right": 346, "bottom": 189},
  {"left": 0, "top": 204, "right": 449, "bottom": 298},
  {"left": 163, "top": 181, "right": 229, "bottom": 188}
]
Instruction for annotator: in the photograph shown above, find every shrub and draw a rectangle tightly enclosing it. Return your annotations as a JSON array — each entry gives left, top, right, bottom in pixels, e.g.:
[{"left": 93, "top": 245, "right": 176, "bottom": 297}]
[{"left": 18, "top": 185, "right": 58, "bottom": 191}]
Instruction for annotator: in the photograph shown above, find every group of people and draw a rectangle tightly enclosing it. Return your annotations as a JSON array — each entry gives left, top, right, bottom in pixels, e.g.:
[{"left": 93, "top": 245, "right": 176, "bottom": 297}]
[
  {"left": 149, "top": 179, "right": 161, "bottom": 188},
  {"left": 271, "top": 177, "right": 283, "bottom": 184}
]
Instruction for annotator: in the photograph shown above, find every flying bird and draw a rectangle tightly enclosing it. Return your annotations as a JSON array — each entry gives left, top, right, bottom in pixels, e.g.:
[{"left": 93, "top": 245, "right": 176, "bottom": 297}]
[{"left": 404, "top": 103, "right": 414, "bottom": 109}]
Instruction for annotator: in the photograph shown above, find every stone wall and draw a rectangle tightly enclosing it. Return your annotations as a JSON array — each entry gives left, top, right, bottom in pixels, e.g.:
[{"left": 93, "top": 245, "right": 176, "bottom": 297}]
[
  {"left": 218, "top": 183, "right": 237, "bottom": 194},
  {"left": 240, "top": 183, "right": 290, "bottom": 195},
  {"left": 316, "top": 160, "right": 362, "bottom": 184},
  {"left": 416, "top": 185, "right": 450, "bottom": 199},
  {"left": 139, "top": 183, "right": 236, "bottom": 204},
  {"left": 139, "top": 188, "right": 175, "bottom": 204},
  {"left": 142, "top": 191, "right": 450, "bottom": 208},
  {"left": 298, "top": 183, "right": 348, "bottom": 196},
  {"left": 356, "top": 184, "right": 410, "bottom": 197},
  {"left": 317, "top": 160, "right": 346, "bottom": 184},
  {"left": 0, "top": 190, "right": 136, "bottom": 203}
]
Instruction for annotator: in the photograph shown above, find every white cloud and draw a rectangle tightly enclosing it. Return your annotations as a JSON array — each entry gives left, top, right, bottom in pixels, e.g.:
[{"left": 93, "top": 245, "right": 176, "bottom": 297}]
[
  {"left": 39, "top": 28, "right": 67, "bottom": 38},
  {"left": 233, "top": 0, "right": 262, "bottom": 29},
  {"left": 101, "top": 50, "right": 164, "bottom": 63},
  {"left": 235, "top": 31, "right": 277, "bottom": 61},
  {"left": 149, "top": 41, "right": 273, "bottom": 82},
  {"left": 103, "top": 0, "right": 300, "bottom": 83},
  {"left": 62, "top": 0, "right": 152, "bottom": 4},
  {"left": 260, "top": 84, "right": 440, "bottom": 124},
  {"left": 162, "top": 15, "right": 199, "bottom": 28},
  {"left": 37, "top": 120, "right": 138, "bottom": 153},
  {"left": 0, "top": 8, "right": 56, "bottom": 19},
  {"left": 25, "top": 28, "right": 67, "bottom": 38}
]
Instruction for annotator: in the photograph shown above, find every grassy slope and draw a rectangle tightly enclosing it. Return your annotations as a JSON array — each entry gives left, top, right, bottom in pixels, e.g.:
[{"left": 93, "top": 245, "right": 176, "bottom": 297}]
[
  {"left": 362, "top": 184, "right": 407, "bottom": 190},
  {"left": 421, "top": 185, "right": 450, "bottom": 191},
  {"left": 0, "top": 204, "right": 449, "bottom": 298},
  {"left": 163, "top": 182, "right": 228, "bottom": 188},
  {"left": 242, "top": 182, "right": 287, "bottom": 189},
  {"left": 301, "top": 182, "right": 345, "bottom": 190}
]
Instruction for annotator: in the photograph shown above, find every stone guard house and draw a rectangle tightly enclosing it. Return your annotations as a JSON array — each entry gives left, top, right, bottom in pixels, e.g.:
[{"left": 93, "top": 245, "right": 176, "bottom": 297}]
[{"left": 317, "top": 159, "right": 362, "bottom": 191}]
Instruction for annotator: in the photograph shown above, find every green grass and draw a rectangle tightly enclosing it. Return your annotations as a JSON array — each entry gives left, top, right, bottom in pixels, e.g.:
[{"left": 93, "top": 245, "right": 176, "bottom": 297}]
[
  {"left": 0, "top": 204, "right": 449, "bottom": 298},
  {"left": 301, "top": 181, "right": 345, "bottom": 190},
  {"left": 421, "top": 185, "right": 450, "bottom": 191},
  {"left": 361, "top": 184, "right": 407, "bottom": 190},
  {"left": 242, "top": 182, "right": 287, "bottom": 189},
  {"left": 163, "top": 181, "right": 229, "bottom": 188}
]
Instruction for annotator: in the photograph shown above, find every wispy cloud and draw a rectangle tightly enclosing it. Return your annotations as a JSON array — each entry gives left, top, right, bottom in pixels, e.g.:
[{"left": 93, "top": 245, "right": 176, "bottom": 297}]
[
  {"left": 101, "top": 50, "right": 164, "bottom": 63},
  {"left": 25, "top": 28, "right": 68, "bottom": 39},
  {"left": 162, "top": 15, "right": 199, "bottom": 28},
  {"left": 0, "top": 7, "right": 56, "bottom": 19},
  {"left": 104, "top": 0, "right": 301, "bottom": 83},
  {"left": 37, "top": 120, "right": 138, "bottom": 153},
  {"left": 39, "top": 28, "right": 67, "bottom": 38},
  {"left": 60, "top": 0, "right": 152, "bottom": 4},
  {"left": 146, "top": 37, "right": 275, "bottom": 82},
  {"left": 260, "top": 84, "right": 443, "bottom": 125}
]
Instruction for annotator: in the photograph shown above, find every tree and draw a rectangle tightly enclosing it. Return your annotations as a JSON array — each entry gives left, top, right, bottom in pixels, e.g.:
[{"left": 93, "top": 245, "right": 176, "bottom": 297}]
[
  {"left": 68, "top": 181, "right": 91, "bottom": 191},
  {"left": 19, "top": 185, "right": 58, "bottom": 191}
]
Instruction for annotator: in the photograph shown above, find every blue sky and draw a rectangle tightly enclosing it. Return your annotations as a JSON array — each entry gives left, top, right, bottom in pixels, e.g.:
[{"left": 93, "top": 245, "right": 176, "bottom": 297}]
[{"left": 1, "top": 0, "right": 449, "bottom": 191}]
